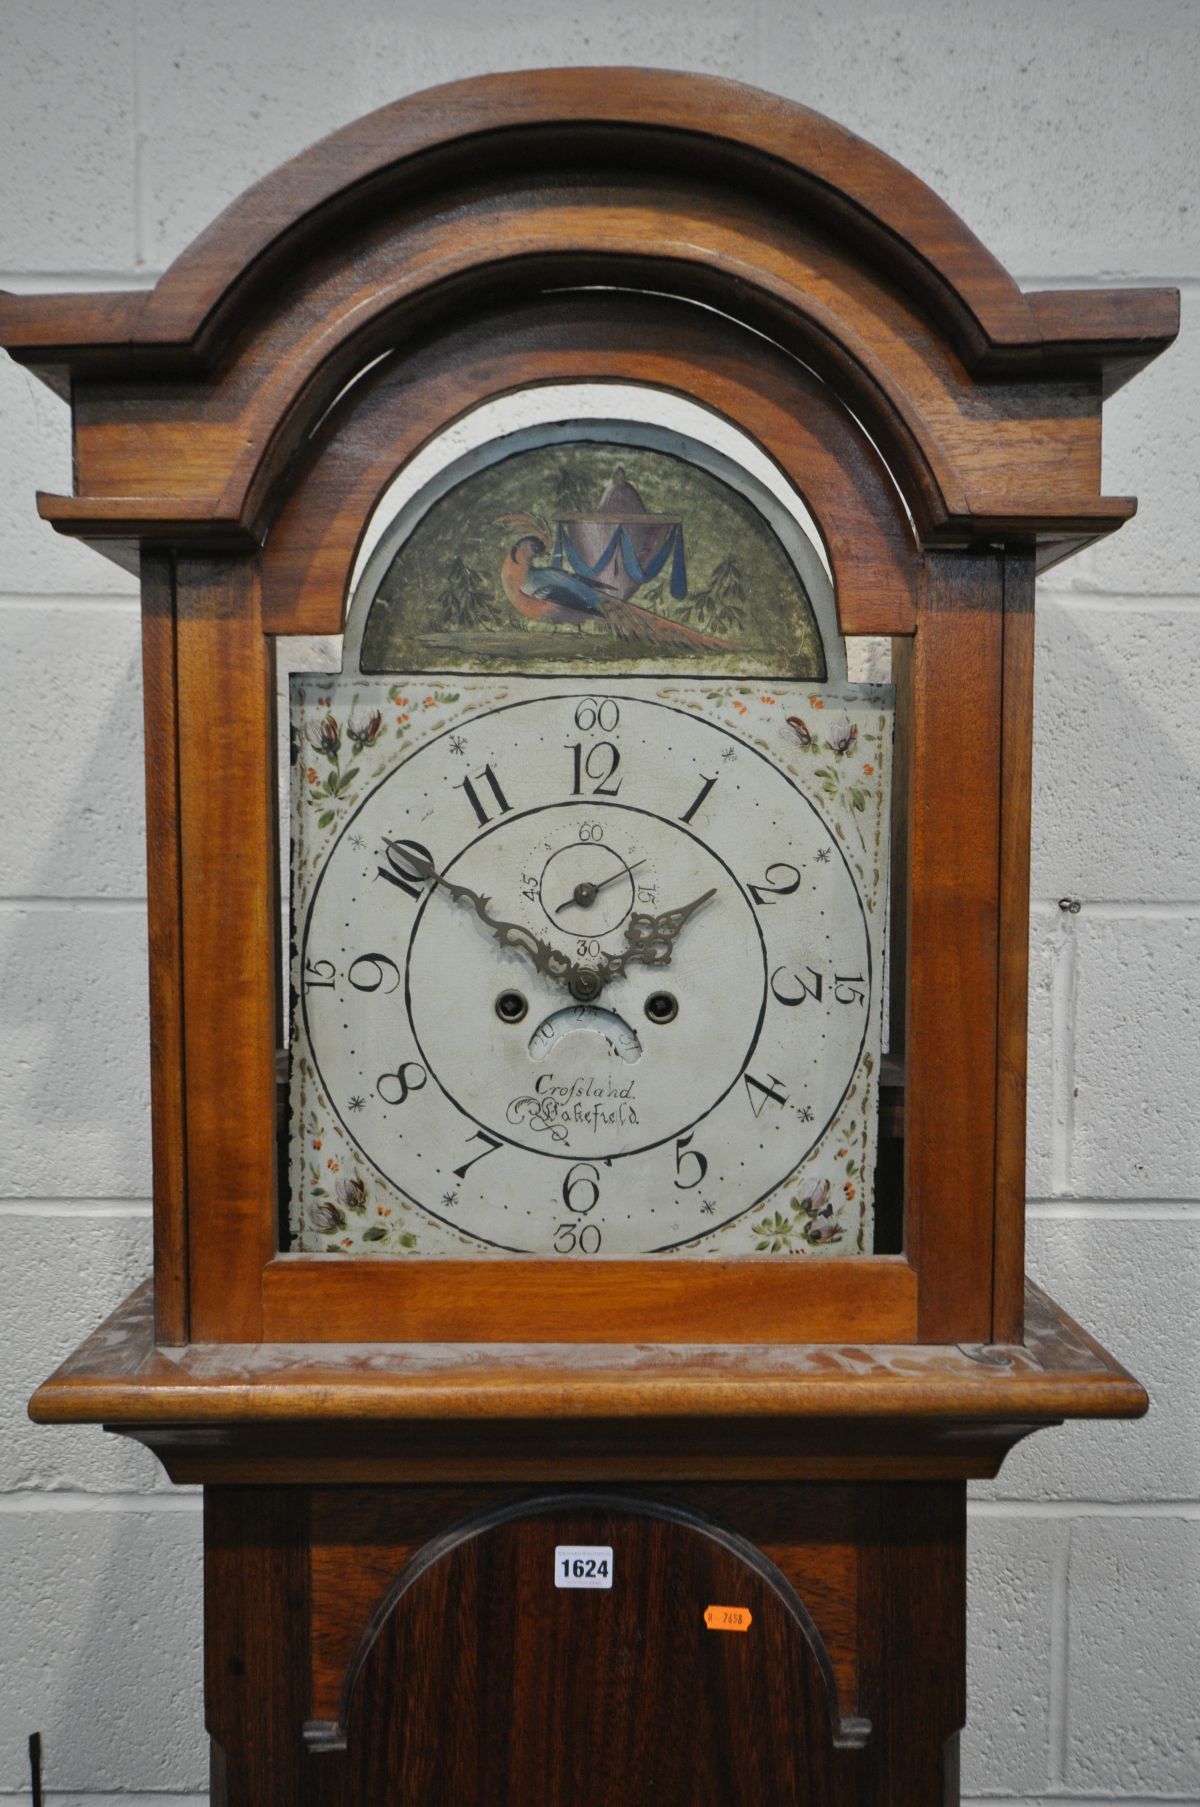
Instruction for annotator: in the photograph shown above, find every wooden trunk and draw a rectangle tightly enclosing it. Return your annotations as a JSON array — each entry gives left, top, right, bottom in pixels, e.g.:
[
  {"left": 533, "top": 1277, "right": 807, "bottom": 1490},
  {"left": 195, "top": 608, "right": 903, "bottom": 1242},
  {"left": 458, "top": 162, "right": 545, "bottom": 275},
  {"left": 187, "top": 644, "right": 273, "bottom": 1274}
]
[{"left": 205, "top": 1480, "right": 965, "bottom": 1806}]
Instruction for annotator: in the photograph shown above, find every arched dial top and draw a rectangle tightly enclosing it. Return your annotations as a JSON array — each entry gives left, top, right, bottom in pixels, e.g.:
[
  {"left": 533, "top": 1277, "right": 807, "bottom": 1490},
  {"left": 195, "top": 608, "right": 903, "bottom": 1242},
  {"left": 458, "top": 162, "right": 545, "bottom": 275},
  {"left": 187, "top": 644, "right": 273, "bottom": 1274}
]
[{"left": 289, "top": 679, "right": 892, "bottom": 1259}]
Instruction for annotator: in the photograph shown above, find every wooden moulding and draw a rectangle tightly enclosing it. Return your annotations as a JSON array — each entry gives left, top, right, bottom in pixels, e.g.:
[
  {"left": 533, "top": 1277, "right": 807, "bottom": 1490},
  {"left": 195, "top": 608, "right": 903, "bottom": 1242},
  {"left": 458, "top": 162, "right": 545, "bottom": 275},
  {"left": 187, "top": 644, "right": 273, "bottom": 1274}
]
[
  {"left": 260, "top": 292, "right": 920, "bottom": 641},
  {"left": 0, "top": 69, "right": 1176, "bottom": 384},
  {"left": 0, "top": 73, "right": 1177, "bottom": 568},
  {"left": 992, "top": 552, "right": 1037, "bottom": 1341},
  {"left": 175, "top": 557, "right": 277, "bottom": 1341},
  {"left": 140, "top": 552, "right": 189, "bottom": 1345},
  {"left": 259, "top": 1257, "right": 919, "bottom": 1347},
  {"left": 28, "top": 1279, "right": 1146, "bottom": 1484},
  {"left": 906, "top": 550, "right": 1004, "bottom": 1342}
]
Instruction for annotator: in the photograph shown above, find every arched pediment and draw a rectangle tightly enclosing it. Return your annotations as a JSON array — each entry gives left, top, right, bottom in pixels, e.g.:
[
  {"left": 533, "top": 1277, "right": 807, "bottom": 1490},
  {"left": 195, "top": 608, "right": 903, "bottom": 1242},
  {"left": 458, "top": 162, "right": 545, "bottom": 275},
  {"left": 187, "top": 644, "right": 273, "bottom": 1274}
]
[{"left": 0, "top": 68, "right": 1177, "bottom": 569}]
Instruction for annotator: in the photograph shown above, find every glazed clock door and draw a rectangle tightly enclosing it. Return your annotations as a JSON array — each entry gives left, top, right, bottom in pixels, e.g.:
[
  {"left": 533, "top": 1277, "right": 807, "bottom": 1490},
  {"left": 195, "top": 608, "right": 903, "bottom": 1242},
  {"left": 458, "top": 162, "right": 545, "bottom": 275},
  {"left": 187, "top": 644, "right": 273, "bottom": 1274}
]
[{"left": 285, "top": 405, "right": 895, "bottom": 1270}]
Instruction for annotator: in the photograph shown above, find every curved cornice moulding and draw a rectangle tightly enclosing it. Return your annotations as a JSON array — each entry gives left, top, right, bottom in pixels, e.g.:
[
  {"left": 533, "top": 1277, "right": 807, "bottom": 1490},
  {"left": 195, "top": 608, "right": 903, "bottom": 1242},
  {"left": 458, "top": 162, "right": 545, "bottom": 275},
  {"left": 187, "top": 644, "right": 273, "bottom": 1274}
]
[
  {"left": 0, "top": 68, "right": 1176, "bottom": 382},
  {"left": 0, "top": 68, "right": 1178, "bottom": 568}
]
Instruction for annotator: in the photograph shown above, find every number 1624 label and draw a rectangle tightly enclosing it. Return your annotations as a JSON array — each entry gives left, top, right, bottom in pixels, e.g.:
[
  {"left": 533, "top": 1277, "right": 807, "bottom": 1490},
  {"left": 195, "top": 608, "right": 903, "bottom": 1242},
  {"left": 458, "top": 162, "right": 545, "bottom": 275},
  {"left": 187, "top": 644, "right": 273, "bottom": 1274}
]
[{"left": 555, "top": 1545, "right": 614, "bottom": 1589}]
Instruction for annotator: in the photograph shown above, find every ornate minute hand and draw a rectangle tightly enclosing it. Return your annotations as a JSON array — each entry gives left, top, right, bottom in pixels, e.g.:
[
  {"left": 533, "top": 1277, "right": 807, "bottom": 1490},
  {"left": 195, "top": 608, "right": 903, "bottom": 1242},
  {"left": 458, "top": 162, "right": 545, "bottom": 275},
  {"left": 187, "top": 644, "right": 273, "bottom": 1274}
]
[
  {"left": 595, "top": 888, "right": 716, "bottom": 987},
  {"left": 403, "top": 850, "right": 575, "bottom": 990}
]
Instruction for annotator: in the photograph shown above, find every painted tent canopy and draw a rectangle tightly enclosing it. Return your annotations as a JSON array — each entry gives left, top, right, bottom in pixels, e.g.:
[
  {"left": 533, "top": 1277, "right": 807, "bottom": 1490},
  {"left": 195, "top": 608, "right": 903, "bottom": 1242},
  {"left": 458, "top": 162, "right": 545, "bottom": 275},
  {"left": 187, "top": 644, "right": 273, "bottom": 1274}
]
[{"left": 357, "top": 436, "right": 829, "bottom": 678}]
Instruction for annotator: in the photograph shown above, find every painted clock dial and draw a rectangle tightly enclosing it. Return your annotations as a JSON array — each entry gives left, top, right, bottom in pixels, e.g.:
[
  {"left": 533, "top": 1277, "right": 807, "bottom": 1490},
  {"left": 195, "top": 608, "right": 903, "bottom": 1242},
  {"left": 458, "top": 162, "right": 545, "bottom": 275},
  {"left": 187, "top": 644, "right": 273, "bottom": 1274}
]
[{"left": 289, "top": 678, "right": 891, "bottom": 1258}]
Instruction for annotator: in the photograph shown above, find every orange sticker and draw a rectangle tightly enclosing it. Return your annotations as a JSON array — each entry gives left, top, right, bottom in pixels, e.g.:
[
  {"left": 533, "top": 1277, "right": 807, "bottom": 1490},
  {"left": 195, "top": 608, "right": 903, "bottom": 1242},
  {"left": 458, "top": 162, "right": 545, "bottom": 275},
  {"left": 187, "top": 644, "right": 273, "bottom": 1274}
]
[{"left": 704, "top": 1605, "right": 752, "bottom": 1632}]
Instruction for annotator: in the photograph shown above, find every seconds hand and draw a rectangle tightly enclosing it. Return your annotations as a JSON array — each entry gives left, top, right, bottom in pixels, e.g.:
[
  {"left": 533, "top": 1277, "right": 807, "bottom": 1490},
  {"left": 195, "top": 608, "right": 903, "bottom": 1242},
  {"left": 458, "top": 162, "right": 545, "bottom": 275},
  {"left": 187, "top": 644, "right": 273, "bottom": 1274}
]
[{"left": 556, "top": 858, "right": 647, "bottom": 914}]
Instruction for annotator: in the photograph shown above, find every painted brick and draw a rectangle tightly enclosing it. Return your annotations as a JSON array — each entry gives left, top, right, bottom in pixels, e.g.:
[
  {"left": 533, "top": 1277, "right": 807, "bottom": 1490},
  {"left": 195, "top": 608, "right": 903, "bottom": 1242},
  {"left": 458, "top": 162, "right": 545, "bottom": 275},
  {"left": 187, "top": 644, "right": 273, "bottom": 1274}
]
[
  {"left": 1024, "top": 914, "right": 1061, "bottom": 1199},
  {"left": 1044, "top": 295, "right": 1200, "bottom": 599},
  {"left": 1031, "top": 597, "right": 1200, "bottom": 901},
  {"left": 0, "top": 906, "right": 151, "bottom": 1199},
  {"left": 0, "top": 2, "right": 135, "bottom": 273},
  {"left": 5, "top": 605, "right": 146, "bottom": 898},
  {"left": 137, "top": 0, "right": 753, "bottom": 266},
  {"left": 1064, "top": 1516, "right": 1200, "bottom": 1794},
  {"left": 1070, "top": 913, "right": 1200, "bottom": 1198},
  {"left": 760, "top": 0, "right": 1200, "bottom": 281},
  {"left": 12, "top": 1797, "right": 209, "bottom": 1806},
  {"left": 0, "top": 1507, "right": 206, "bottom": 1793},
  {"left": 962, "top": 1513, "right": 1062, "bottom": 1796},
  {"left": 980, "top": 1218, "right": 1199, "bottom": 1503},
  {"left": 0, "top": 1212, "right": 162, "bottom": 1495},
  {"left": 0, "top": 359, "right": 139, "bottom": 598},
  {"left": 4, "top": 1796, "right": 209, "bottom": 1806}
]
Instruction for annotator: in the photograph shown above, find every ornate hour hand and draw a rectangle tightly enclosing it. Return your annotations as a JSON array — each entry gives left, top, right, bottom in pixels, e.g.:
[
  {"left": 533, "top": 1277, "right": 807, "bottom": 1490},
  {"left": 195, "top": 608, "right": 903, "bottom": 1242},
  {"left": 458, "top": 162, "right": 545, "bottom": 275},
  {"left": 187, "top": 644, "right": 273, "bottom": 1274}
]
[
  {"left": 401, "top": 849, "right": 575, "bottom": 990},
  {"left": 596, "top": 888, "right": 716, "bottom": 987}
]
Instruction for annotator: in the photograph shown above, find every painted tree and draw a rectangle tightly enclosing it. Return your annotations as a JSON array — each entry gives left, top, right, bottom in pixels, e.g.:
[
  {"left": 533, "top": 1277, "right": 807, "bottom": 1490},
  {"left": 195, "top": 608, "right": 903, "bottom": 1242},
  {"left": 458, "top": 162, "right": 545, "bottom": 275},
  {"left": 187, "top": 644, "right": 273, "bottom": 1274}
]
[
  {"left": 434, "top": 554, "right": 498, "bottom": 630},
  {"left": 636, "top": 578, "right": 668, "bottom": 615},
  {"left": 681, "top": 550, "right": 748, "bottom": 636},
  {"left": 550, "top": 462, "right": 595, "bottom": 517}
]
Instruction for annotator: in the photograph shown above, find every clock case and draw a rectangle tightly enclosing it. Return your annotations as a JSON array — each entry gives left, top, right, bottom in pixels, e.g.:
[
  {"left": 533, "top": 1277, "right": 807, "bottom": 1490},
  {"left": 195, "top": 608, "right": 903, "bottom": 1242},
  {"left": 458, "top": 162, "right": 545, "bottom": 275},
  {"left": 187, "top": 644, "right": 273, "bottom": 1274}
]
[{"left": 5, "top": 69, "right": 1176, "bottom": 1804}]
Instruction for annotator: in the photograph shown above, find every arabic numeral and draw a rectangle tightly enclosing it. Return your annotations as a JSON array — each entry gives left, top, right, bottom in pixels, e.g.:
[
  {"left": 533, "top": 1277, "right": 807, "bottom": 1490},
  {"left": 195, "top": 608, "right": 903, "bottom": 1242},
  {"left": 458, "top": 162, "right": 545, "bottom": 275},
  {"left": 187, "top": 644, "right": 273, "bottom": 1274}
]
[
  {"left": 578, "top": 821, "right": 604, "bottom": 842},
  {"left": 376, "top": 1061, "right": 427, "bottom": 1107},
  {"left": 743, "top": 1071, "right": 789, "bottom": 1117},
  {"left": 748, "top": 862, "right": 802, "bottom": 906},
  {"left": 562, "top": 1163, "right": 601, "bottom": 1214},
  {"left": 303, "top": 958, "right": 336, "bottom": 988},
  {"left": 377, "top": 837, "right": 434, "bottom": 899},
  {"left": 458, "top": 764, "right": 511, "bottom": 826},
  {"left": 770, "top": 964, "right": 824, "bottom": 1007},
  {"left": 347, "top": 952, "right": 401, "bottom": 994},
  {"left": 576, "top": 937, "right": 600, "bottom": 958},
  {"left": 570, "top": 740, "right": 622, "bottom": 796},
  {"left": 554, "top": 1221, "right": 602, "bottom": 1252},
  {"left": 834, "top": 973, "right": 867, "bottom": 1004},
  {"left": 673, "top": 1131, "right": 708, "bottom": 1190},
  {"left": 452, "top": 1130, "right": 503, "bottom": 1180},
  {"left": 574, "top": 697, "right": 620, "bottom": 733},
  {"left": 680, "top": 774, "right": 717, "bottom": 823}
]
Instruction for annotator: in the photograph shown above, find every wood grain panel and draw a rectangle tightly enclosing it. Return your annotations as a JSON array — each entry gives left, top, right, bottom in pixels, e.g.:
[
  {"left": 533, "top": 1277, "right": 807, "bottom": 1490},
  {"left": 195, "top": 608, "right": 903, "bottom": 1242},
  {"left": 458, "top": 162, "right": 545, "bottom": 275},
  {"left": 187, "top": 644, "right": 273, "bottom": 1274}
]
[
  {"left": 316, "top": 1494, "right": 865, "bottom": 1804},
  {"left": 261, "top": 1254, "right": 918, "bottom": 1345},
  {"left": 198, "top": 1477, "right": 975, "bottom": 1805},
  {"left": 140, "top": 552, "right": 189, "bottom": 1344},
  {"left": 906, "top": 552, "right": 1004, "bottom": 1342},
  {"left": 993, "top": 551, "right": 1036, "bottom": 1341},
  {"left": 308, "top": 1483, "right": 861, "bottom": 1724},
  {"left": 205, "top": 1487, "right": 310, "bottom": 1806},
  {"left": 176, "top": 558, "right": 277, "bottom": 1340},
  {"left": 857, "top": 1482, "right": 966, "bottom": 1799}
]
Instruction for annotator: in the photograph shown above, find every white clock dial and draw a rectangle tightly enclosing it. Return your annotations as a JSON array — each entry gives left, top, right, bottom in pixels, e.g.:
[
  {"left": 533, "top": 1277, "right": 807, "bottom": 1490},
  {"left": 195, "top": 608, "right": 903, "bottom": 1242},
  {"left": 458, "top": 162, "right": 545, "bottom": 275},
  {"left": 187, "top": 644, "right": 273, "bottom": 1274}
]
[{"left": 290, "top": 680, "right": 889, "bottom": 1256}]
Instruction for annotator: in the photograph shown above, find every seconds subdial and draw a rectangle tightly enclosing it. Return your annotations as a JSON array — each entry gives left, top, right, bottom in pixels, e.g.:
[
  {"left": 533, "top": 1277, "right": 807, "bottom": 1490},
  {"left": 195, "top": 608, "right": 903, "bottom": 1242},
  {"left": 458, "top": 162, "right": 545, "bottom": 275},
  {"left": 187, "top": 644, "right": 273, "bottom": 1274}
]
[{"left": 537, "top": 838, "right": 644, "bottom": 936}]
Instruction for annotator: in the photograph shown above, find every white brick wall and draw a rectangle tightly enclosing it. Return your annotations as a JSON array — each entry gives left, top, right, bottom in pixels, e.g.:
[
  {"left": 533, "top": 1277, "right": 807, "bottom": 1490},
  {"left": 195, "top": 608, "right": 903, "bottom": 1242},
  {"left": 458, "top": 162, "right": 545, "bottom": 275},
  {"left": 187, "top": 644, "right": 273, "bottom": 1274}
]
[{"left": 0, "top": 3, "right": 1195, "bottom": 1801}]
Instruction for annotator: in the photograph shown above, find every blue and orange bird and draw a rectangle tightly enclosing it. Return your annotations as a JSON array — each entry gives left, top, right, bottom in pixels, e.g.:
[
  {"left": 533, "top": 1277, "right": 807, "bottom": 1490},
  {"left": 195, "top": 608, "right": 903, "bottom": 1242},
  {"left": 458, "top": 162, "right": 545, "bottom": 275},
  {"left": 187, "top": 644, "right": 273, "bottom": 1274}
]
[{"left": 495, "top": 513, "right": 735, "bottom": 652}]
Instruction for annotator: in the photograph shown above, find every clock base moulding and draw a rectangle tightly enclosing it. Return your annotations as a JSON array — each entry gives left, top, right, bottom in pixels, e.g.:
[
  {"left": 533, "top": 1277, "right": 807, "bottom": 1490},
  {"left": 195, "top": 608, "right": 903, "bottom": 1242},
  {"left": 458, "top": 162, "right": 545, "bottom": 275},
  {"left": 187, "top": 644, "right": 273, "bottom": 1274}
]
[{"left": 32, "top": 1278, "right": 1145, "bottom": 1488}]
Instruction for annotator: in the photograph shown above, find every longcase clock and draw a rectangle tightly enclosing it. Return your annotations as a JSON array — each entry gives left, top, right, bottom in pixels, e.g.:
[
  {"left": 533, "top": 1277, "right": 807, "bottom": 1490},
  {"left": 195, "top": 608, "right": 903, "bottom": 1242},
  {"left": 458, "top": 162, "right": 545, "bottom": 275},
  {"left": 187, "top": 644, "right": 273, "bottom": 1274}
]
[{"left": 3, "top": 69, "right": 1177, "bottom": 1805}]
